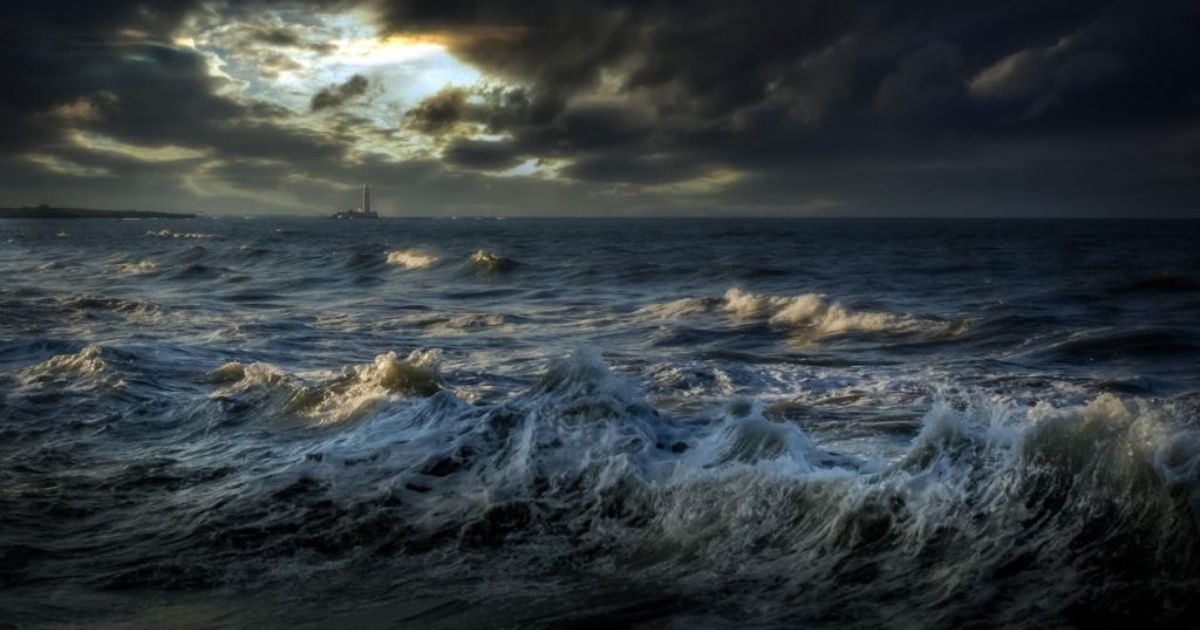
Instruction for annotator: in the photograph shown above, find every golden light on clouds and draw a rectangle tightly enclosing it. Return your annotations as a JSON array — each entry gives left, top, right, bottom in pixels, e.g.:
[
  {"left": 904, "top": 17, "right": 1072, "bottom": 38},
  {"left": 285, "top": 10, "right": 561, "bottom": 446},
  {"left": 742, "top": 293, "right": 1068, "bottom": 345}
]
[
  {"left": 181, "top": 8, "right": 484, "bottom": 115},
  {"left": 24, "top": 154, "right": 113, "bottom": 178},
  {"left": 10, "top": 4, "right": 751, "bottom": 214},
  {"left": 71, "top": 132, "right": 208, "bottom": 162},
  {"left": 648, "top": 167, "right": 746, "bottom": 195},
  {"left": 330, "top": 34, "right": 452, "bottom": 66},
  {"left": 171, "top": 7, "right": 491, "bottom": 173}
]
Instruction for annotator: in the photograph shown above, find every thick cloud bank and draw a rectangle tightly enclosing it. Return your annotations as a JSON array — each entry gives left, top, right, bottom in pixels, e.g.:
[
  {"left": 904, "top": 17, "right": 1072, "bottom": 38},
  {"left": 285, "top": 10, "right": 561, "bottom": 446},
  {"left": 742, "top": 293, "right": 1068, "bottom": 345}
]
[{"left": 1, "top": 1, "right": 1197, "bottom": 216}]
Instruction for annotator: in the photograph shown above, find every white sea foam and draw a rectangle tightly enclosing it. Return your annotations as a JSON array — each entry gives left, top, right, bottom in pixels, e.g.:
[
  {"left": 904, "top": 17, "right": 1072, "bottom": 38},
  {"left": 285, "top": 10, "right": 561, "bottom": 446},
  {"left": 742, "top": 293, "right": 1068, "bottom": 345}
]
[
  {"left": 112, "top": 259, "right": 158, "bottom": 274},
  {"left": 145, "top": 229, "right": 218, "bottom": 240},
  {"left": 210, "top": 349, "right": 443, "bottom": 425},
  {"left": 385, "top": 248, "right": 439, "bottom": 270},
  {"left": 17, "top": 344, "right": 123, "bottom": 391},
  {"left": 723, "top": 287, "right": 909, "bottom": 335},
  {"left": 179, "top": 347, "right": 1200, "bottom": 627},
  {"left": 266, "top": 352, "right": 1200, "bottom": 554},
  {"left": 637, "top": 287, "right": 929, "bottom": 337}
]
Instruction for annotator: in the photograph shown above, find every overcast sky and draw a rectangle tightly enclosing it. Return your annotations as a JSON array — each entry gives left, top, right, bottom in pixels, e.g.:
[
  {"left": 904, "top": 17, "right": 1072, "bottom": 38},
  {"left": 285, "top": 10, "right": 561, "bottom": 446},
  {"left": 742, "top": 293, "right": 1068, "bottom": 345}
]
[{"left": 1, "top": 1, "right": 1197, "bottom": 217}]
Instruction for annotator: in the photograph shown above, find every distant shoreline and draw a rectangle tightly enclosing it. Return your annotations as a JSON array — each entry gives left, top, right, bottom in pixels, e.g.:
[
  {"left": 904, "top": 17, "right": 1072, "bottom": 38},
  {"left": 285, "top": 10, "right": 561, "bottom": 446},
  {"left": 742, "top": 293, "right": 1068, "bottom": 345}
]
[{"left": 0, "top": 206, "right": 196, "bottom": 219}]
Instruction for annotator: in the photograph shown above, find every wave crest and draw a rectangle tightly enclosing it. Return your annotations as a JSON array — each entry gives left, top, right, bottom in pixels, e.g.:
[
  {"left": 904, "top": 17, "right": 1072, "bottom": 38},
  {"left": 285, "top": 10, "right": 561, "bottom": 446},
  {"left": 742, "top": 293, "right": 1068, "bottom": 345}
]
[
  {"left": 111, "top": 259, "right": 158, "bottom": 275},
  {"left": 209, "top": 349, "right": 443, "bottom": 425},
  {"left": 213, "top": 353, "right": 1200, "bottom": 572},
  {"left": 83, "top": 348, "right": 1200, "bottom": 625},
  {"left": 385, "top": 248, "right": 439, "bottom": 270},
  {"left": 17, "top": 344, "right": 123, "bottom": 391},
  {"left": 638, "top": 287, "right": 938, "bottom": 337},
  {"left": 145, "top": 229, "right": 218, "bottom": 240},
  {"left": 468, "top": 250, "right": 519, "bottom": 274},
  {"left": 724, "top": 287, "right": 910, "bottom": 335}
]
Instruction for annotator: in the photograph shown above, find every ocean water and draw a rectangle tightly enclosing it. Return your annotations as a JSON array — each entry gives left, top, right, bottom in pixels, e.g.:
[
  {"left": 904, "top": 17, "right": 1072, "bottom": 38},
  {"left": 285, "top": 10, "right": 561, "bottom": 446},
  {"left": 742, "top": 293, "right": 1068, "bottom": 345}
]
[{"left": 1, "top": 217, "right": 1199, "bottom": 628}]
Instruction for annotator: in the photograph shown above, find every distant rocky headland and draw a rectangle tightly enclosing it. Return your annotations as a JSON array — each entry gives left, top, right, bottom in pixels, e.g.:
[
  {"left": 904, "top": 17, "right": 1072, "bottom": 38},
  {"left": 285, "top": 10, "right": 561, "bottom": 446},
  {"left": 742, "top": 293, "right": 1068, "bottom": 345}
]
[{"left": 0, "top": 204, "right": 196, "bottom": 219}]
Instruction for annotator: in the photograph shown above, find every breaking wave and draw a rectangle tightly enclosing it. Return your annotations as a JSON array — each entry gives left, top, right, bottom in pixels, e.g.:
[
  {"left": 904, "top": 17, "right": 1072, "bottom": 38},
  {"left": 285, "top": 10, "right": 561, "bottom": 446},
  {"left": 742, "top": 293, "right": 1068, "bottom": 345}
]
[
  {"left": 638, "top": 288, "right": 952, "bottom": 338},
  {"left": 15, "top": 344, "right": 123, "bottom": 391},
  {"left": 467, "top": 249, "right": 520, "bottom": 274},
  {"left": 209, "top": 349, "right": 442, "bottom": 425},
  {"left": 200, "top": 351, "right": 1199, "bottom": 574},
  {"left": 85, "top": 349, "right": 1185, "bottom": 629},
  {"left": 4, "top": 344, "right": 1199, "bottom": 626},
  {"left": 385, "top": 248, "right": 440, "bottom": 270},
  {"left": 5, "top": 217, "right": 1199, "bottom": 627}
]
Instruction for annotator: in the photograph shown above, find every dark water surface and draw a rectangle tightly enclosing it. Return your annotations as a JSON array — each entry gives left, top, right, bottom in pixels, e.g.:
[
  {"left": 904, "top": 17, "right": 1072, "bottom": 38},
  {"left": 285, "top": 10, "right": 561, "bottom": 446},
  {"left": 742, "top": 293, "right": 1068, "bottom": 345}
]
[{"left": 2, "top": 217, "right": 1199, "bottom": 628}]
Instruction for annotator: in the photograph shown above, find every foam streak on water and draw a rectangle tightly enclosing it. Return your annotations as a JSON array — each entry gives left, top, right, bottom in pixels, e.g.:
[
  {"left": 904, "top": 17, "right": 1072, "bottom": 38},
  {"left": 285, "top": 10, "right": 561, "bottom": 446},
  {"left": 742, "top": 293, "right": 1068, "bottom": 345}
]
[{"left": 1, "top": 217, "right": 1199, "bottom": 628}]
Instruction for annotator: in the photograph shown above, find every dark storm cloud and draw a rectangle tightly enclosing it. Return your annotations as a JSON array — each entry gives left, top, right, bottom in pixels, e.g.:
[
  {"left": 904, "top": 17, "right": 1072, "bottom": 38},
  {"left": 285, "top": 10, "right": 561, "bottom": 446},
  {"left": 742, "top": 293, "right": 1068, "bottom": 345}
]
[
  {"left": 556, "top": 103, "right": 654, "bottom": 151},
  {"left": 560, "top": 153, "right": 707, "bottom": 185},
  {"left": 0, "top": 0, "right": 370, "bottom": 214},
  {"left": 310, "top": 74, "right": 371, "bottom": 111},
  {"left": 382, "top": 0, "right": 1198, "bottom": 133},
  {"left": 442, "top": 138, "right": 524, "bottom": 171},
  {"left": 404, "top": 87, "right": 470, "bottom": 135},
  {"left": 389, "top": 0, "right": 1200, "bottom": 213},
  {"left": 2, "top": 2, "right": 196, "bottom": 39},
  {"left": 2, "top": 0, "right": 1198, "bottom": 215}
]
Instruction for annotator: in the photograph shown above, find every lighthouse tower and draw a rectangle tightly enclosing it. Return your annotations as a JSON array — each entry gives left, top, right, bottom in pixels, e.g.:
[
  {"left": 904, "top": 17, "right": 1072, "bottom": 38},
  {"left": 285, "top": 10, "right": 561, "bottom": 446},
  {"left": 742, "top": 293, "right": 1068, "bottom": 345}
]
[{"left": 358, "top": 183, "right": 371, "bottom": 215}]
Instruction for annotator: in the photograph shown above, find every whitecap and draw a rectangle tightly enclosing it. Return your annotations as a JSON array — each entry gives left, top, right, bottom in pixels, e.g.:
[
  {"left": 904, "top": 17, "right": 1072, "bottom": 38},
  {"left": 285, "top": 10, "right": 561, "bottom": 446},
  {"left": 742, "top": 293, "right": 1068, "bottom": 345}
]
[
  {"left": 17, "top": 344, "right": 123, "bottom": 391},
  {"left": 467, "top": 250, "right": 519, "bottom": 273},
  {"left": 112, "top": 259, "right": 158, "bottom": 275},
  {"left": 209, "top": 349, "right": 443, "bottom": 425},
  {"left": 638, "top": 287, "right": 937, "bottom": 338},
  {"left": 385, "top": 248, "right": 440, "bottom": 270},
  {"left": 145, "top": 229, "right": 218, "bottom": 240}
]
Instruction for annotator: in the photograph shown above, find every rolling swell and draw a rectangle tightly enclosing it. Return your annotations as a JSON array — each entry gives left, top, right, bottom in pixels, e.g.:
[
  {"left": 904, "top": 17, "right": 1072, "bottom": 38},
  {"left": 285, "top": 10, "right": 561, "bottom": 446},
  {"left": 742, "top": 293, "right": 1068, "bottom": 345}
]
[
  {"left": 1106, "top": 272, "right": 1200, "bottom": 296},
  {"left": 1034, "top": 327, "right": 1200, "bottom": 363}
]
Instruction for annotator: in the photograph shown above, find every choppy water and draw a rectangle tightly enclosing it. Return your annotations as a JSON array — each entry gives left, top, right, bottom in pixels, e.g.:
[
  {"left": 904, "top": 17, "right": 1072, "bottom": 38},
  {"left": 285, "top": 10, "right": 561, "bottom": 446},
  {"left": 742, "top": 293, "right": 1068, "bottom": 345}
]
[{"left": 2, "top": 217, "right": 1200, "bottom": 628}]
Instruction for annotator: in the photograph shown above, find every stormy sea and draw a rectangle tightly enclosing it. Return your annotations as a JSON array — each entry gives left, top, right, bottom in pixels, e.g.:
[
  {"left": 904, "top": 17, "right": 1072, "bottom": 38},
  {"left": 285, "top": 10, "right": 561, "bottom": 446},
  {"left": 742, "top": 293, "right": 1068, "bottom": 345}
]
[{"left": 2, "top": 217, "right": 1199, "bottom": 629}]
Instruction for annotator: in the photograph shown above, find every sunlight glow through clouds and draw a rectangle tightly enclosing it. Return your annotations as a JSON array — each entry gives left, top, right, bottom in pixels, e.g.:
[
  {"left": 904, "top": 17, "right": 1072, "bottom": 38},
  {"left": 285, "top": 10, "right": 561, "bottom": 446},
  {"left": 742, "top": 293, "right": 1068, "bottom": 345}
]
[
  {"left": 186, "top": 8, "right": 480, "bottom": 121},
  {"left": 172, "top": 5, "right": 489, "bottom": 170},
  {"left": 159, "top": 4, "right": 566, "bottom": 205}
]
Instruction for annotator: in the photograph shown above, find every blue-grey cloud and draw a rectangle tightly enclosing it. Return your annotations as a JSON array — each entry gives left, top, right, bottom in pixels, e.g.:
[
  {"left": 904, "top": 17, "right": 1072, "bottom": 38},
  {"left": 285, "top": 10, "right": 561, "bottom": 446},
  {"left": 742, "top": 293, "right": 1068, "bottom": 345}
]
[{"left": 2, "top": 0, "right": 1198, "bottom": 216}]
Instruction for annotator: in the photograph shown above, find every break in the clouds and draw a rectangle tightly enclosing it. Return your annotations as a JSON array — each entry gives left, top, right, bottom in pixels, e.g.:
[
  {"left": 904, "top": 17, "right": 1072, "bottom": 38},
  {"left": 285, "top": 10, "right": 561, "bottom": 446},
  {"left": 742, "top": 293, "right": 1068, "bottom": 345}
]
[{"left": 1, "top": 1, "right": 1197, "bottom": 216}]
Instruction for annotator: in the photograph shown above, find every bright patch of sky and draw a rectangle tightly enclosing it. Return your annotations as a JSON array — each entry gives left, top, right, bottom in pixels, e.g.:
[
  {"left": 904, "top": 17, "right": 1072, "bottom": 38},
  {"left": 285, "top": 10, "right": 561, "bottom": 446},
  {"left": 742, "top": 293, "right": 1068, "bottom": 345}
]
[{"left": 182, "top": 6, "right": 481, "bottom": 133}]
